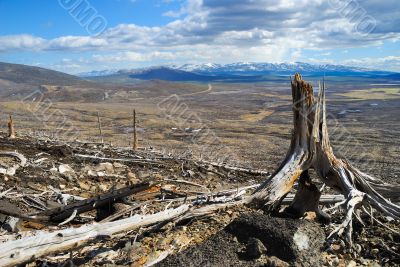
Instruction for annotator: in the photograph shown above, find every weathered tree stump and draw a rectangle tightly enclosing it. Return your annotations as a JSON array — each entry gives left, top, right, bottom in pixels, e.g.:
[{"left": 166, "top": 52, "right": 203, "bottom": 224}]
[
  {"left": 7, "top": 115, "right": 15, "bottom": 139},
  {"left": 250, "top": 74, "right": 400, "bottom": 244}
]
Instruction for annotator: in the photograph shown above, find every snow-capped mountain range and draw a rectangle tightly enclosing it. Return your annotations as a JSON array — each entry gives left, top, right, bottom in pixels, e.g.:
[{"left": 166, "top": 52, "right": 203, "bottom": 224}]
[
  {"left": 79, "top": 62, "right": 400, "bottom": 83},
  {"left": 79, "top": 62, "right": 373, "bottom": 77},
  {"left": 177, "top": 62, "right": 371, "bottom": 74}
]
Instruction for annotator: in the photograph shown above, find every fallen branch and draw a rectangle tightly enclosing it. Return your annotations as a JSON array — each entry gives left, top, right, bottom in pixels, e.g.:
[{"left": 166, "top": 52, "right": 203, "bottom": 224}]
[
  {"left": 191, "top": 159, "right": 270, "bottom": 176},
  {"left": 163, "top": 178, "right": 211, "bottom": 192},
  {"left": 74, "top": 153, "right": 166, "bottom": 166},
  {"left": 35, "top": 182, "right": 151, "bottom": 223}
]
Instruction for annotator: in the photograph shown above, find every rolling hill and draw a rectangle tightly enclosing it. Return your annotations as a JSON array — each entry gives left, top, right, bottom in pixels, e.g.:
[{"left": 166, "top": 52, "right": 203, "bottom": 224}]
[
  {"left": 0, "top": 62, "right": 89, "bottom": 86},
  {"left": 0, "top": 61, "right": 98, "bottom": 101}
]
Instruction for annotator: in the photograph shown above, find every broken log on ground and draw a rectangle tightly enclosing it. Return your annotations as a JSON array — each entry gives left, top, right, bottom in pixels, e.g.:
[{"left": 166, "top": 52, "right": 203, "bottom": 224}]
[{"left": 0, "top": 205, "right": 190, "bottom": 267}]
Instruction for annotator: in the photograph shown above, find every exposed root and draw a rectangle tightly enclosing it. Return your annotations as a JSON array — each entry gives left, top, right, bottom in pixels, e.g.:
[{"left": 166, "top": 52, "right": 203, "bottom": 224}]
[
  {"left": 327, "top": 190, "right": 365, "bottom": 245},
  {"left": 362, "top": 206, "right": 399, "bottom": 235}
]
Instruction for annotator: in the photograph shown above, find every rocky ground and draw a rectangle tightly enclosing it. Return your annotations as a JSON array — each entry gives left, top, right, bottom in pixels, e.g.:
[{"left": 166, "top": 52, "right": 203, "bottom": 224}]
[{"left": 0, "top": 133, "right": 398, "bottom": 266}]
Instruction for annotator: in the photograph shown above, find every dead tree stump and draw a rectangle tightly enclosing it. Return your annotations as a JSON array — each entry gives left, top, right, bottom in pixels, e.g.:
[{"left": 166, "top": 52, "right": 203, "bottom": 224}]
[
  {"left": 133, "top": 109, "right": 138, "bottom": 150},
  {"left": 7, "top": 115, "right": 15, "bottom": 139},
  {"left": 250, "top": 73, "right": 400, "bottom": 244}
]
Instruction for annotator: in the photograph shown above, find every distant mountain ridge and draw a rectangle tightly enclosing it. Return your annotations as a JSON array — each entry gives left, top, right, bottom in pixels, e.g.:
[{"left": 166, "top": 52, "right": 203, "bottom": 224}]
[
  {"left": 79, "top": 62, "right": 394, "bottom": 76},
  {"left": 0, "top": 62, "right": 88, "bottom": 86},
  {"left": 175, "top": 62, "right": 371, "bottom": 74},
  {"left": 79, "top": 62, "right": 399, "bottom": 82}
]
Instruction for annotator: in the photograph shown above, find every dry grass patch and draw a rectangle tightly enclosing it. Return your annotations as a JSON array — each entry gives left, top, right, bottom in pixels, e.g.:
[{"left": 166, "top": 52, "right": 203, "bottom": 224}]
[
  {"left": 240, "top": 110, "right": 274, "bottom": 122},
  {"left": 336, "top": 88, "right": 400, "bottom": 100}
]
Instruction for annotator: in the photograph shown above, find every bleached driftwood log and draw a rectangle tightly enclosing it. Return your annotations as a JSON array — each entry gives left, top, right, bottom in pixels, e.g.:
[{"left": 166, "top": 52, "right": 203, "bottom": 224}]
[
  {"left": 0, "top": 205, "right": 190, "bottom": 267},
  {"left": 250, "top": 74, "right": 400, "bottom": 243}
]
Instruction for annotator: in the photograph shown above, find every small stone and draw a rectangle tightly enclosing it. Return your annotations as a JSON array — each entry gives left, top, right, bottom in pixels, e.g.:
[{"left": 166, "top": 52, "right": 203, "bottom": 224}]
[
  {"left": 96, "top": 162, "right": 114, "bottom": 175},
  {"left": 59, "top": 184, "right": 66, "bottom": 189},
  {"left": 50, "top": 167, "right": 58, "bottom": 175},
  {"left": 244, "top": 237, "right": 267, "bottom": 259},
  {"left": 58, "top": 164, "right": 77, "bottom": 182},
  {"left": 97, "top": 171, "right": 106, "bottom": 177},
  {"left": 127, "top": 172, "right": 140, "bottom": 184},
  {"left": 304, "top": 211, "right": 317, "bottom": 221},
  {"left": 58, "top": 164, "right": 74, "bottom": 174},
  {"left": 99, "top": 184, "right": 108, "bottom": 192},
  {"left": 78, "top": 181, "right": 90, "bottom": 191},
  {"left": 266, "top": 256, "right": 289, "bottom": 267},
  {"left": 171, "top": 234, "right": 190, "bottom": 247},
  {"left": 347, "top": 260, "right": 356, "bottom": 267},
  {"left": 354, "top": 244, "right": 362, "bottom": 254},
  {"left": 162, "top": 184, "right": 177, "bottom": 191},
  {"left": 359, "top": 257, "right": 368, "bottom": 265},
  {"left": 371, "top": 248, "right": 379, "bottom": 256},
  {"left": 137, "top": 171, "right": 150, "bottom": 179},
  {"left": 332, "top": 257, "right": 340, "bottom": 266},
  {"left": 1, "top": 216, "right": 20, "bottom": 232}
]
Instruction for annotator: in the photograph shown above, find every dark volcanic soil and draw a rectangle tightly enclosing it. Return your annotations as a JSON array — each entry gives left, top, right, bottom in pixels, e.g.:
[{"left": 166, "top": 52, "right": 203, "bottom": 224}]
[{"left": 158, "top": 212, "right": 326, "bottom": 267}]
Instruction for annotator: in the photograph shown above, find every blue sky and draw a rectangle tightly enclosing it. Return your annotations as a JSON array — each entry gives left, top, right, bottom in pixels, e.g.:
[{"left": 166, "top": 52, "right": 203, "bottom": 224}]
[{"left": 0, "top": 0, "right": 399, "bottom": 74}]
